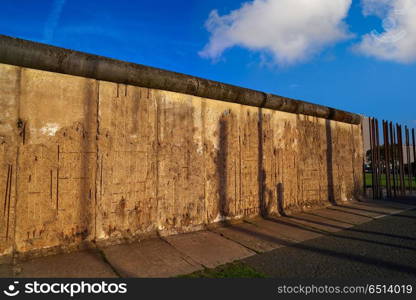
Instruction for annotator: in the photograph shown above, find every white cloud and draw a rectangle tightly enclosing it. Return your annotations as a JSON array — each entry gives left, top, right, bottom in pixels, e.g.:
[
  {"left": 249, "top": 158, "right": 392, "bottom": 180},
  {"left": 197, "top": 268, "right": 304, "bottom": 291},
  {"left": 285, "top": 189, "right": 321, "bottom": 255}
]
[
  {"left": 361, "top": 0, "right": 393, "bottom": 17},
  {"left": 200, "top": 0, "right": 353, "bottom": 66},
  {"left": 354, "top": 0, "right": 416, "bottom": 63},
  {"left": 43, "top": 0, "right": 67, "bottom": 43}
]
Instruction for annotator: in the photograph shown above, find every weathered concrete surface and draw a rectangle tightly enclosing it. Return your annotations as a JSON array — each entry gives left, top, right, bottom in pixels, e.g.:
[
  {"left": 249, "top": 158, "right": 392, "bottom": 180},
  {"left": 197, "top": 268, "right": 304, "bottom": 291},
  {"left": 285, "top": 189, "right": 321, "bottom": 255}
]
[
  {"left": 15, "top": 68, "right": 97, "bottom": 256},
  {"left": 102, "top": 238, "right": 202, "bottom": 278},
  {"left": 14, "top": 250, "right": 117, "bottom": 278},
  {"left": 0, "top": 35, "right": 361, "bottom": 124},
  {"left": 165, "top": 231, "right": 255, "bottom": 268},
  {"left": 0, "top": 64, "right": 19, "bottom": 259},
  {"left": 0, "top": 61, "right": 364, "bottom": 259}
]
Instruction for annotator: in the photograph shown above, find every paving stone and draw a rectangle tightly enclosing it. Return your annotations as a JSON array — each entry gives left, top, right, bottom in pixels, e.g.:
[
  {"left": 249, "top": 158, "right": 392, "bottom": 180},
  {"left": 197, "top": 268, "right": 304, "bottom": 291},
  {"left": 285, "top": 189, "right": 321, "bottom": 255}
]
[
  {"left": 165, "top": 231, "right": 255, "bottom": 268},
  {"left": 102, "top": 238, "right": 202, "bottom": 278},
  {"left": 353, "top": 199, "right": 415, "bottom": 213},
  {"left": 339, "top": 202, "right": 401, "bottom": 217},
  {"left": 327, "top": 205, "right": 383, "bottom": 219},
  {"left": 212, "top": 223, "right": 285, "bottom": 253},
  {"left": 312, "top": 207, "right": 374, "bottom": 225},
  {"left": 250, "top": 218, "right": 324, "bottom": 243},
  {"left": 15, "top": 250, "right": 117, "bottom": 278},
  {"left": 0, "top": 264, "right": 13, "bottom": 277},
  {"left": 286, "top": 212, "right": 354, "bottom": 233}
]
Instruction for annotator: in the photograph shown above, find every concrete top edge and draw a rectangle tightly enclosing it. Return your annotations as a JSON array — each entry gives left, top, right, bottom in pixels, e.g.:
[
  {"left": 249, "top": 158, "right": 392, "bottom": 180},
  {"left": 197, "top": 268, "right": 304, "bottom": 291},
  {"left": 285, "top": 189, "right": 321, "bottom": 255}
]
[{"left": 0, "top": 35, "right": 361, "bottom": 125}]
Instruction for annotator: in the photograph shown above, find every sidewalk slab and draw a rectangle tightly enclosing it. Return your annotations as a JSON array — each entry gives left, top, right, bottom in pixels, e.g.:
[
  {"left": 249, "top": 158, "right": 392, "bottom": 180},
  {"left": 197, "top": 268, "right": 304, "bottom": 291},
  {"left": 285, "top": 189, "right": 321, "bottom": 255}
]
[
  {"left": 327, "top": 206, "right": 383, "bottom": 219},
  {"left": 212, "top": 222, "right": 285, "bottom": 253},
  {"left": 165, "top": 231, "right": 255, "bottom": 268},
  {"left": 354, "top": 199, "right": 416, "bottom": 212},
  {"left": 312, "top": 207, "right": 373, "bottom": 225},
  {"left": 251, "top": 218, "right": 323, "bottom": 243},
  {"left": 14, "top": 250, "right": 117, "bottom": 278},
  {"left": 285, "top": 212, "right": 353, "bottom": 233},
  {"left": 102, "top": 238, "right": 202, "bottom": 278},
  {"left": 0, "top": 264, "right": 13, "bottom": 277},
  {"left": 340, "top": 201, "right": 403, "bottom": 216}
]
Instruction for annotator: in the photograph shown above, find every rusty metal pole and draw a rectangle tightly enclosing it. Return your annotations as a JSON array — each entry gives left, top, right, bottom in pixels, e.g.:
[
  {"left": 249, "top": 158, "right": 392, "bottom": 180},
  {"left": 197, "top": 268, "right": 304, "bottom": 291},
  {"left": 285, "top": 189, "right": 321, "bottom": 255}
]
[
  {"left": 361, "top": 121, "right": 367, "bottom": 198},
  {"left": 395, "top": 125, "right": 401, "bottom": 196},
  {"left": 396, "top": 124, "right": 400, "bottom": 196},
  {"left": 397, "top": 125, "right": 405, "bottom": 196},
  {"left": 375, "top": 119, "right": 382, "bottom": 198},
  {"left": 412, "top": 128, "right": 416, "bottom": 195},
  {"left": 395, "top": 124, "right": 400, "bottom": 196},
  {"left": 373, "top": 118, "right": 379, "bottom": 199},
  {"left": 383, "top": 121, "right": 392, "bottom": 198},
  {"left": 405, "top": 127, "right": 412, "bottom": 194},
  {"left": 369, "top": 118, "right": 375, "bottom": 199},
  {"left": 401, "top": 125, "right": 407, "bottom": 196}
]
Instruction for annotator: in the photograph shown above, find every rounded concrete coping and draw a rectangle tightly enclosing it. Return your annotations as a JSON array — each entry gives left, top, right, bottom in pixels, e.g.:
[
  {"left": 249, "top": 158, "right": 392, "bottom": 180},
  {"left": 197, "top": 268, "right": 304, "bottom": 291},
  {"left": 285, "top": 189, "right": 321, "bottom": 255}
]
[{"left": 0, "top": 34, "right": 361, "bottom": 125}]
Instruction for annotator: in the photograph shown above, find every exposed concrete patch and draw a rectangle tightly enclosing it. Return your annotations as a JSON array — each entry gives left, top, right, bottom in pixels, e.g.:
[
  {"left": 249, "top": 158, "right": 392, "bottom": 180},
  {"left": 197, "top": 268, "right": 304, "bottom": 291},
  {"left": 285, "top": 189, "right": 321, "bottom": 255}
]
[
  {"left": 164, "top": 231, "right": 255, "bottom": 269},
  {"left": 101, "top": 238, "right": 202, "bottom": 278},
  {"left": 13, "top": 249, "right": 117, "bottom": 278}
]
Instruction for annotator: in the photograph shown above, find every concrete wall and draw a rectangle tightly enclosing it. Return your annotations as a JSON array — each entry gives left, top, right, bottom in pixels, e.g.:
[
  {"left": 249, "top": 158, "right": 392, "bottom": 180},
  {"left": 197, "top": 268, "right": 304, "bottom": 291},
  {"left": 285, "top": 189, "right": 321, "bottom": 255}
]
[{"left": 0, "top": 63, "right": 363, "bottom": 260}]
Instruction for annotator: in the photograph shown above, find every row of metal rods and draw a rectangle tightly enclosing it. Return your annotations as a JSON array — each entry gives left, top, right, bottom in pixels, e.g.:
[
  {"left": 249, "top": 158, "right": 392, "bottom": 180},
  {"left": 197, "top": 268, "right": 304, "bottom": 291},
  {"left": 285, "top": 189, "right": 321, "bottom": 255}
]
[{"left": 368, "top": 118, "right": 415, "bottom": 199}]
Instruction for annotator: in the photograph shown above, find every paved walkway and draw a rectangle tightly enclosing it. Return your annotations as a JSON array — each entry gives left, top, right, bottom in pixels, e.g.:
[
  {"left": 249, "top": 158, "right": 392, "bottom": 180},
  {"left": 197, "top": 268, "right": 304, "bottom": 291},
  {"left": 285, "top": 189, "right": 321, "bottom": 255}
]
[
  {"left": 244, "top": 207, "right": 416, "bottom": 279},
  {"left": 1, "top": 199, "right": 415, "bottom": 278}
]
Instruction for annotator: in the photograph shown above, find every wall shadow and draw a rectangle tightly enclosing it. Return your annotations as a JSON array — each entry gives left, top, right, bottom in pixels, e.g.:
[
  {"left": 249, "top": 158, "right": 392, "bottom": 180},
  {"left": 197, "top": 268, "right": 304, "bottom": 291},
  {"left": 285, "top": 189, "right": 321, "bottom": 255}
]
[
  {"left": 78, "top": 81, "right": 96, "bottom": 241},
  {"left": 217, "top": 115, "right": 229, "bottom": 217},
  {"left": 262, "top": 216, "right": 416, "bottom": 252},
  {"left": 287, "top": 214, "right": 416, "bottom": 241},
  {"left": 223, "top": 223, "right": 416, "bottom": 276},
  {"left": 276, "top": 183, "right": 285, "bottom": 216}
]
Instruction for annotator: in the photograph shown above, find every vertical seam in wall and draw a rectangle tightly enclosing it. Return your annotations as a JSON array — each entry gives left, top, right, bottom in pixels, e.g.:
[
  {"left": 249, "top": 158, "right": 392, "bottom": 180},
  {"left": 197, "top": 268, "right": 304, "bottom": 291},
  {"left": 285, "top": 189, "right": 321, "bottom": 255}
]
[{"left": 12, "top": 67, "right": 22, "bottom": 263}]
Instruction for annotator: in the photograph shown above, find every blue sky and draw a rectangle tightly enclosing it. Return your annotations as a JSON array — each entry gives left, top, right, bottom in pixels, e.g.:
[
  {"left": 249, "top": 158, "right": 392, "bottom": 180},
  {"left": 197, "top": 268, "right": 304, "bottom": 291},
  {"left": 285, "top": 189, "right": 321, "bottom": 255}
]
[{"left": 0, "top": 0, "right": 415, "bottom": 126}]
